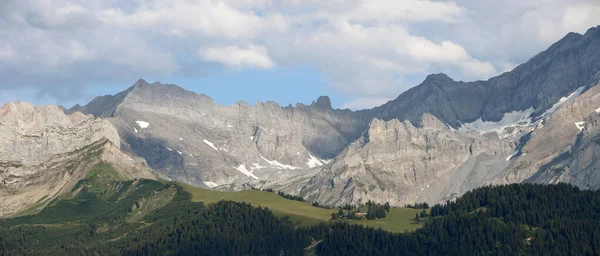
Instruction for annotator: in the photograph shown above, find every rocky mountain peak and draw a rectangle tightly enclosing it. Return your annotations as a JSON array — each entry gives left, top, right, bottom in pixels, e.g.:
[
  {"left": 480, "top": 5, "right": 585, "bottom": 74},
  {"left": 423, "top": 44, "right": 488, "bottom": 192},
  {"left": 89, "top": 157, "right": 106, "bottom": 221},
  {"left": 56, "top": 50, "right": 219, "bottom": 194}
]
[
  {"left": 311, "top": 96, "right": 332, "bottom": 110},
  {"left": 133, "top": 78, "right": 150, "bottom": 88},
  {"left": 422, "top": 73, "right": 454, "bottom": 84},
  {"left": 420, "top": 113, "right": 449, "bottom": 130}
]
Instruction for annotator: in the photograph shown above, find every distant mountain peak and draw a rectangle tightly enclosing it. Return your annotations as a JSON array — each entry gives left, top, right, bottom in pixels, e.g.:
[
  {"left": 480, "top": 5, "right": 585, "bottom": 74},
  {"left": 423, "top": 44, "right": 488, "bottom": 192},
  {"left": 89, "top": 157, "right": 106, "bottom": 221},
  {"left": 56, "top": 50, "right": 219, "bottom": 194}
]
[
  {"left": 133, "top": 78, "right": 150, "bottom": 87},
  {"left": 423, "top": 73, "right": 454, "bottom": 84},
  {"left": 311, "top": 96, "right": 332, "bottom": 109}
]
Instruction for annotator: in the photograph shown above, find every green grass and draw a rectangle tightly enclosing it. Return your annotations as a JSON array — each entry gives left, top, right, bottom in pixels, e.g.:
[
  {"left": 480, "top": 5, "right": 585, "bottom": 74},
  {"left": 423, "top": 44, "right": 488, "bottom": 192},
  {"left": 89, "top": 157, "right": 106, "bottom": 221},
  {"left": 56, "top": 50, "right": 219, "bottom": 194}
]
[
  {"left": 355, "top": 208, "right": 424, "bottom": 233},
  {"left": 179, "top": 182, "right": 423, "bottom": 233}
]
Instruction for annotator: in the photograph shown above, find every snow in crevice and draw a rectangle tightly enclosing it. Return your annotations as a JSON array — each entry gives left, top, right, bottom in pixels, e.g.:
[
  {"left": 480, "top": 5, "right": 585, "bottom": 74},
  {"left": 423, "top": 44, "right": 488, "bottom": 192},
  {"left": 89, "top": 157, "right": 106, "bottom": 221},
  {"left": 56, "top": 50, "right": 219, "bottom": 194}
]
[
  {"left": 136, "top": 121, "right": 150, "bottom": 129},
  {"left": 166, "top": 147, "right": 173, "bottom": 151},
  {"left": 249, "top": 136, "right": 254, "bottom": 140},
  {"left": 189, "top": 153, "right": 194, "bottom": 157},
  {"left": 250, "top": 163, "right": 267, "bottom": 170},
  {"left": 260, "top": 155, "right": 300, "bottom": 170},
  {"left": 133, "top": 127, "right": 138, "bottom": 133},
  {"left": 454, "top": 86, "right": 586, "bottom": 139},
  {"left": 203, "top": 139, "right": 218, "bottom": 150},
  {"left": 506, "top": 150, "right": 520, "bottom": 161},
  {"left": 232, "top": 164, "right": 259, "bottom": 179},
  {"left": 595, "top": 106, "right": 600, "bottom": 113},
  {"left": 204, "top": 181, "right": 219, "bottom": 188},
  {"left": 179, "top": 137, "right": 183, "bottom": 141},
  {"left": 177, "top": 151, "right": 183, "bottom": 155},
  {"left": 227, "top": 125, "right": 233, "bottom": 128},
  {"left": 575, "top": 121, "right": 585, "bottom": 131},
  {"left": 306, "top": 154, "right": 324, "bottom": 168},
  {"left": 542, "top": 86, "right": 585, "bottom": 116}
]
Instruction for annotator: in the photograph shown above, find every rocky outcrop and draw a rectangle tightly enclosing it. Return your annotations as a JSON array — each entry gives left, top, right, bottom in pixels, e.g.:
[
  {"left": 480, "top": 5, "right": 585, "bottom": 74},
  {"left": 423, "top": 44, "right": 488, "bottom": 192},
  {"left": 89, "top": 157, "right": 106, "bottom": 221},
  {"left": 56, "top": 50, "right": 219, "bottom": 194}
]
[
  {"left": 299, "top": 114, "right": 514, "bottom": 207},
  {"left": 0, "top": 102, "right": 156, "bottom": 217}
]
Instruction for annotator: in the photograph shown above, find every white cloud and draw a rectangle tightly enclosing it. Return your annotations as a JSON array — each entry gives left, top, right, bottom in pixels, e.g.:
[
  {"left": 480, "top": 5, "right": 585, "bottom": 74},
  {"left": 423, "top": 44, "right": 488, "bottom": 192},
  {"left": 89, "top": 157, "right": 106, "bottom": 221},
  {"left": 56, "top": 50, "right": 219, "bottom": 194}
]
[
  {"left": 0, "top": 46, "right": 14, "bottom": 61},
  {"left": 0, "top": 0, "right": 599, "bottom": 109},
  {"left": 346, "top": 0, "right": 465, "bottom": 23},
  {"left": 404, "top": 37, "right": 497, "bottom": 79},
  {"left": 100, "top": 0, "right": 269, "bottom": 39},
  {"left": 197, "top": 45, "right": 276, "bottom": 69}
]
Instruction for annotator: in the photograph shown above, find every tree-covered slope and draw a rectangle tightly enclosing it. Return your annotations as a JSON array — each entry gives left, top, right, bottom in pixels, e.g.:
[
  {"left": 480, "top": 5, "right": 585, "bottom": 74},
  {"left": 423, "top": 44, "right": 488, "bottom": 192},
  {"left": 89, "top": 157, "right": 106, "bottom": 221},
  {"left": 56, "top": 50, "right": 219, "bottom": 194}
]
[{"left": 1, "top": 179, "right": 599, "bottom": 255}]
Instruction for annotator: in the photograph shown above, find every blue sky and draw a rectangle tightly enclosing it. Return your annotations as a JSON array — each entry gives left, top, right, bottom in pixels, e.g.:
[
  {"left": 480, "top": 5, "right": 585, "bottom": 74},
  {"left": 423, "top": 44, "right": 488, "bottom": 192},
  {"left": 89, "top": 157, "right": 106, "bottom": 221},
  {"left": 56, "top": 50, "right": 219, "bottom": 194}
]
[{"left": 1, "top": 0, "right": 599, "bottom": 110}]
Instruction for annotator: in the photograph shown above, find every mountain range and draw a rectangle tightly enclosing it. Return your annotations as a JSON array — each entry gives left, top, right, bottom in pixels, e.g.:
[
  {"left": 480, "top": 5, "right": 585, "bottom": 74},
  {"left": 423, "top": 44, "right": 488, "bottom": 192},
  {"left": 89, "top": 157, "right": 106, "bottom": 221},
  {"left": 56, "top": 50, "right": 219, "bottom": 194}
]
[{"left": 2, "top": 26, "right": 600, "bottom": 214}]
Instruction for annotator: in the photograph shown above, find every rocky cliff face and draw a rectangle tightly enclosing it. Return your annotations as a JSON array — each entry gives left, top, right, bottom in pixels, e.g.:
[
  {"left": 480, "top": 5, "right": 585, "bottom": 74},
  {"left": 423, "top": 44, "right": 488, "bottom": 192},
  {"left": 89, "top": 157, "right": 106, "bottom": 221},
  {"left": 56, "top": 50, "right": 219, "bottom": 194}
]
[
  {"left": 506, "top": 81, "right": 600, "bottom": 189},
  {"left": 0, "top": 102, "right": 156, "bottom": 217},
  {"left": 300, "top": 78, "right": 600, "bottom": 207},
  {"left": 299, "top": 114, "right": 514, "bottom": 206},
  {"left": 69, "top": 80, "right": 371, "bottom": 189}
]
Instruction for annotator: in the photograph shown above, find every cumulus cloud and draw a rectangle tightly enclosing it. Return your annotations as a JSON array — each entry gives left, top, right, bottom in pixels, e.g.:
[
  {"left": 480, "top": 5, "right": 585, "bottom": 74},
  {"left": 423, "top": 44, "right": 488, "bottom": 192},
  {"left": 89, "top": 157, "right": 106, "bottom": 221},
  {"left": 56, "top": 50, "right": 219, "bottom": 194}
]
[
  {"left": 198, "top": 45, "right": 276, "bottom": 69},
  {"left": 0, "top": 0, "right": 599, "bottom": 109}
]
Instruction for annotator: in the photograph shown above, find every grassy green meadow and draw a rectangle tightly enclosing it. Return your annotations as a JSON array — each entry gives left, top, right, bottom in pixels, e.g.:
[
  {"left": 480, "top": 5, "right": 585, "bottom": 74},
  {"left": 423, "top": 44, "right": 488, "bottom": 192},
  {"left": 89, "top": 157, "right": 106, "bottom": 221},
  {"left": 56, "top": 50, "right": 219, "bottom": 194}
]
[{"left": 179, "top": 182, "right": 424, "bottom": 233}]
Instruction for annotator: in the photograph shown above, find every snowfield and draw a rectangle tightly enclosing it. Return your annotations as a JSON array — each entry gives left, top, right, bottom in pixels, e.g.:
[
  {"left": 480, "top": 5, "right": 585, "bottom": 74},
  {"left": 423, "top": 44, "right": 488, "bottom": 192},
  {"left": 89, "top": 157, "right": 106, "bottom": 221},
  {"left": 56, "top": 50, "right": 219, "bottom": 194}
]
[{"left": 457, "top": 107, "right": 534, "bottom": 134}]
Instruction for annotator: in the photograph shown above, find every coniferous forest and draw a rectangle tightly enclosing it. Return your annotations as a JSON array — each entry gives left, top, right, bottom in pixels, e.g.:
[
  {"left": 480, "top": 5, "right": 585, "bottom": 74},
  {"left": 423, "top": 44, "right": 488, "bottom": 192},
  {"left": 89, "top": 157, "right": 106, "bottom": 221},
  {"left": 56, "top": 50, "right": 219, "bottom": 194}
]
[{"left": 1, "top": 182, "right": 599, "bottom": 255}]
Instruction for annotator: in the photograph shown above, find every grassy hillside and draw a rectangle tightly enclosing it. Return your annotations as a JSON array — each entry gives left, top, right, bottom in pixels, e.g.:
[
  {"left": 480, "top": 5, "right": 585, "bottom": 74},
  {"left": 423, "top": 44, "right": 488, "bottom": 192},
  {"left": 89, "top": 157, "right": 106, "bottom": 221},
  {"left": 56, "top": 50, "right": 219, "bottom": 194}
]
[{"left": 179, "top": 182, "right": 423, "bottom": 233}]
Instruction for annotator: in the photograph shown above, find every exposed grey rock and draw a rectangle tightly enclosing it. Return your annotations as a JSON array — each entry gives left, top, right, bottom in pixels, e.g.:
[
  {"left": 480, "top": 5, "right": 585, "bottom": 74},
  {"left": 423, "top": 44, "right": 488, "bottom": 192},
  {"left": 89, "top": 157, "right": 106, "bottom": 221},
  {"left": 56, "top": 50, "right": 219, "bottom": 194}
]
[
  {"left": 511, "top": 82, "right": 600, "bottom": 189},
  {"left": 0, "top": 102, "right": 157, "bottom": 217},
  {"left": 70, "top": 80, "right": 371, "bottom": 188},
  {"left": 64, "top": 26, "right": 600, "bottom": 208},
  {"left": 299, "top": 114, "right": 514, "bottom": 207}
]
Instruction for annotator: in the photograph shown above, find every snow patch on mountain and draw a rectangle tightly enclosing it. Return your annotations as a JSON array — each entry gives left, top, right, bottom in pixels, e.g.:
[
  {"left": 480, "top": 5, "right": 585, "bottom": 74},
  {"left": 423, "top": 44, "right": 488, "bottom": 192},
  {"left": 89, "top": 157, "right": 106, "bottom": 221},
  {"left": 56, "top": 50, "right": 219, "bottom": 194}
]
[
  {"left": 204, "top": 181, "right": 219, "bottom": 188},
  {"left": 260, "top": 155, "right": 300, "bottom": 170},
  {"left": 251, "top": 163, "right": 267, "bottom": 170},
  {"left": 542, "top": 86, "right": 585, "bottom": 116},
  {"left": 575, "top": 121, "right": 585, "bottom": 131},
  {"left": 306, "top": 154, "right": 324, "bottom": 168},
  {"left": 506, "top": 150, "right": 519, "bottom": 161},
  {"left": 232, "top": 164, "right": 259, "bottom": 179},
  {"left": 136, "top": 121, "right": 150, "bottom": 128},
  {"left": 457, "top": 107, "right": 534, "bottom": 135},
  {"left": 203, "top": 139, "right": 218, "bottom": 150}
]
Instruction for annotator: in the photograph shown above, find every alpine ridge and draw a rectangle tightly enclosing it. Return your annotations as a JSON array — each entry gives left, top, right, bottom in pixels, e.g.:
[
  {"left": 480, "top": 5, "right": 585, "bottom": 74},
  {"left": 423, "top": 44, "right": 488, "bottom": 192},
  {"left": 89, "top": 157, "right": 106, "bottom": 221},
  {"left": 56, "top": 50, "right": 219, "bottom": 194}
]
[{"left": 57, "top": 25, "right": 600, "bottom": 207}]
